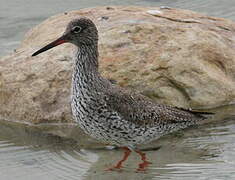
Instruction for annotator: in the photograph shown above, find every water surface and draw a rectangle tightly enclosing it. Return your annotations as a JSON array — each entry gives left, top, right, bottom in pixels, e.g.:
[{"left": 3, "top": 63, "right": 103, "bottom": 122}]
[{"left": 0, "top": 105, "right": 234, "bottom": 180}]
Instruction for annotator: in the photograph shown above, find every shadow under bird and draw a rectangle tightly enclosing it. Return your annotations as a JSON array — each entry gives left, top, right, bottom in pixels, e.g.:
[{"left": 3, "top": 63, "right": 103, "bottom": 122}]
[{"left": 32, "top": 17, "right": 213, "bottom": 171}]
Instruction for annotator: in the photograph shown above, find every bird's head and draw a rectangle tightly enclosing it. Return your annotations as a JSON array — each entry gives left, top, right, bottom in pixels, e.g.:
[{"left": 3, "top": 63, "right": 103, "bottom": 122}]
[{"left": 32, "top": 17, "right": 98, "bottom": 56}]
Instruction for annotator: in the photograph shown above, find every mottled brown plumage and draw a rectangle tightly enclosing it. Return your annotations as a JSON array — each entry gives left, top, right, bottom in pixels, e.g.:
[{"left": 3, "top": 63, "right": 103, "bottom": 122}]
[{"left": 105, "top": 86, "right": 207, "bottom": 127}]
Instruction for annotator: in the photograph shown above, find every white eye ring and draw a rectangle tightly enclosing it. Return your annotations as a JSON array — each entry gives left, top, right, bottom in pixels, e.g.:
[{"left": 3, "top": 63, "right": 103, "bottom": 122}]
[{"left": 72, "top": 26, "right": 82, "bottom": 33}]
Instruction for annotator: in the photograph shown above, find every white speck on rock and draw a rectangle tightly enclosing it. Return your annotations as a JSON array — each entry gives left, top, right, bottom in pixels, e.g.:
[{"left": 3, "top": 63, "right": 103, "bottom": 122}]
[
  {"left": 160, "top": 6, "right": 171, "bottom": 10},
  {"left": 147, "top": 10, "right": 163, "bottom": 15}
]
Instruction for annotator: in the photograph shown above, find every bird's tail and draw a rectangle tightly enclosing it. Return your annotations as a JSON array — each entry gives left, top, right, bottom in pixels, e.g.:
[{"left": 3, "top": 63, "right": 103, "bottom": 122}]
[
  {"left": 178, "top": 107, "right": 215, "bottom": 119},
  {"left": 192, "top": 111, "right": 215, "bottom": 117},
  {"left": 189, "top": 111, "right": 215, "bottom": 126}
]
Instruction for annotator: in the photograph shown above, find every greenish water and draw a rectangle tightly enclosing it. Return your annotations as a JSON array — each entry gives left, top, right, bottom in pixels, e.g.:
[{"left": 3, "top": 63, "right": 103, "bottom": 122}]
[{"left": 0, "top": 105, "right": 234, "bottom": 180}]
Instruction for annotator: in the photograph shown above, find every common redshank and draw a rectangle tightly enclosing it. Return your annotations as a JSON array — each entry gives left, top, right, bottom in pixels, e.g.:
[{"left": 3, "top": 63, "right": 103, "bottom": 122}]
[{"left": 32, "top": 17, "right": 212, "bottom": 171}]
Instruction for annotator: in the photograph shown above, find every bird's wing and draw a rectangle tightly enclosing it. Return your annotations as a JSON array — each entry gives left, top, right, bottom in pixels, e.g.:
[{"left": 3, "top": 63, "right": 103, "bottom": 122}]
[{"left": 104, "top": 86, "right": 208, "bottom": 127}]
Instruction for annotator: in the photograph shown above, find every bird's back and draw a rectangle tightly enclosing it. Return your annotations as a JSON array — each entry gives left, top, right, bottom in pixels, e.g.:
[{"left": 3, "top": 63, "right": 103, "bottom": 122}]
[{"left": 104, "top": 84, "right": 208, "bottom": 127}]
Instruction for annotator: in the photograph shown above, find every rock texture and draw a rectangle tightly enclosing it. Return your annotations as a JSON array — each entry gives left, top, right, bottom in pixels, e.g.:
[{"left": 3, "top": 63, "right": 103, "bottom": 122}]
[{"left": 0, "top": 6, "right": 235, "bottom": 125}]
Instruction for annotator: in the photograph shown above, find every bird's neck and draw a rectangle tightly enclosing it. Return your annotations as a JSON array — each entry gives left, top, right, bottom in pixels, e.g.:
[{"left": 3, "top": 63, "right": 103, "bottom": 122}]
[
  {"left": 75, "top": 43, "right": 99, "bottom": 72},
  {"left": 72, "top": 43, "right": 100, "bottom": 90}
]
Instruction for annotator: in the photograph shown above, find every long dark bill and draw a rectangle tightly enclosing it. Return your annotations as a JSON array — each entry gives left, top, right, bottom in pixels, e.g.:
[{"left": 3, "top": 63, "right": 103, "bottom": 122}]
[{"left": 32, "top": 35, "right": 68, "bottom": 56}]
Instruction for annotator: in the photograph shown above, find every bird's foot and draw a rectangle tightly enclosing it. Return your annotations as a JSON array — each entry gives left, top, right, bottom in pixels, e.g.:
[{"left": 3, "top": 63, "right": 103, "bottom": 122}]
[
  {"left": 105, "top": 147, "right": 131, "bottom": 171},
  {"left": 136, "top": 160, "right": 152, "bottom": 172},
  {"left": 105, "top": 165, "right": 123, "bottom": 171},
  {"left": 135, "top": 150, "right": 152, "bottom": 172}
]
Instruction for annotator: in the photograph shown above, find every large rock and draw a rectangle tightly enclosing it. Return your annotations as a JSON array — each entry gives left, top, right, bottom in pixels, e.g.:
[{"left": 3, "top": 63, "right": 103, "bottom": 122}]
[{"left": 0, "top": 6, "right": 235, "bottom": 125}]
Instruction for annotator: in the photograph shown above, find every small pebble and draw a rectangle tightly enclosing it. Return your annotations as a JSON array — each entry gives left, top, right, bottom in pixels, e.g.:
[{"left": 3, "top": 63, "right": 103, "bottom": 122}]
[
  {"left": 106, "top": 7, "right": 114, "bottom": 10},
  {"left": 123, "top": 30, "right": 131, "bottom": 34}
]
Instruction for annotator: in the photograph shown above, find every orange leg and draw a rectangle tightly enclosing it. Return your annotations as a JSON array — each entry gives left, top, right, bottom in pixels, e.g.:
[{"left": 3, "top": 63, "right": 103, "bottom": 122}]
[
  {"left": 135, "top": 150, "right": 152, "bottom": 171},
  {"left": 106, "top": 147, "right": 131, "bottom": 171}
]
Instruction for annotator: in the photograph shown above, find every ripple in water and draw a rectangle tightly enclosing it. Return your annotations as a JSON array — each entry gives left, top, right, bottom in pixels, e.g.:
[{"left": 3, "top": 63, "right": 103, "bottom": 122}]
[{"left": 0, "top": 124, "right": 99, "bottom": 180}]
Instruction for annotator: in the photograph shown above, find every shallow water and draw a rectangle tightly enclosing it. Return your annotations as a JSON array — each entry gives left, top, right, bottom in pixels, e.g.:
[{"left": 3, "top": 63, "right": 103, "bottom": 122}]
[
  {"left": 0, "top": 0, "right": 235, "bottom": 56},
  {"left": 0, "top": 105, "right": 234, "bottom": 180}
]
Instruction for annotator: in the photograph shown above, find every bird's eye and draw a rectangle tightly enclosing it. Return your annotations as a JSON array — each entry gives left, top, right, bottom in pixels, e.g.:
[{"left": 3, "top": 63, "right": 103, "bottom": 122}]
[{"left": 72, "top": 26, "right": 82, "bottom": 33}]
